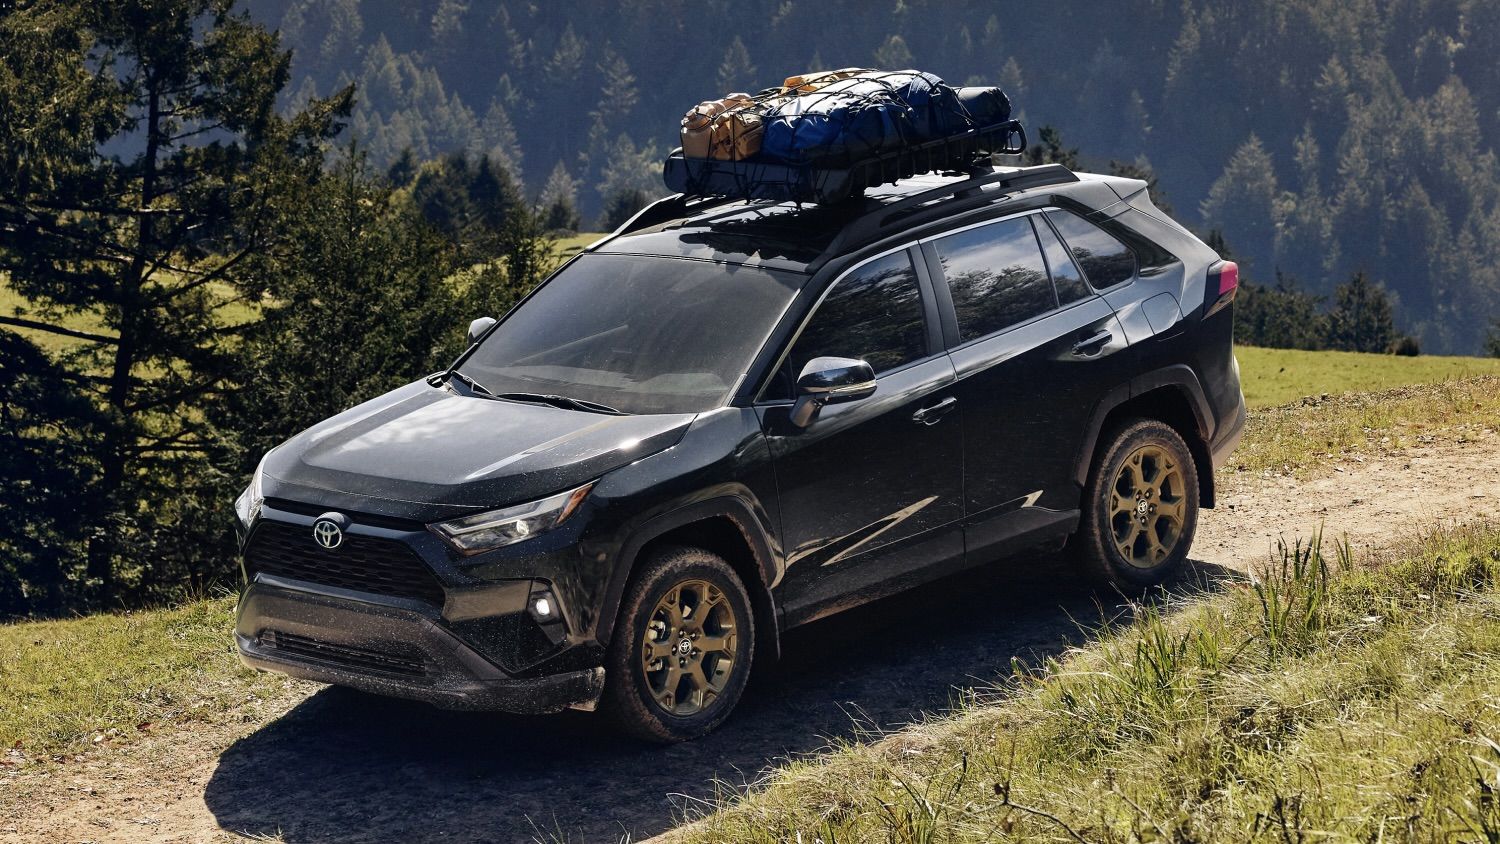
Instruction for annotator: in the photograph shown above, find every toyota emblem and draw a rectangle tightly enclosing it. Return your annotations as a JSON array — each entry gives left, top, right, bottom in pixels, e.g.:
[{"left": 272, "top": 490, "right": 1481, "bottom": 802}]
[{"left": 312, "top": 517, "right": 344, "bottom": 549}]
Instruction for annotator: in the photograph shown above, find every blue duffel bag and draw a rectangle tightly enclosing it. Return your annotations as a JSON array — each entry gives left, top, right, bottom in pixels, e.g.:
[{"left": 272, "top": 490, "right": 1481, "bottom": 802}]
[
  {"left": 761, "top": 85, "right": 917, "bottom": 163},
  {"left": 760, "top": 70, "right": 981, "bottom": 164},
  {"left": 865, "top": 70, "right": 974, "bottom": 138}
]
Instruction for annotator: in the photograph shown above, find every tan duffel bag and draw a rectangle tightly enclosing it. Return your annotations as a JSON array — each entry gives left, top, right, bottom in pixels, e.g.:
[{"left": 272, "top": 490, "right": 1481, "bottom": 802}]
[
  {"left": 681, "top": 93, "right": 752, "bottom": 159},
  {"left": 782, "top": 67, "right": 870, "bottom": 94},
  {"left": 707, "top": 104, "right": 764, "bottom": 160}
]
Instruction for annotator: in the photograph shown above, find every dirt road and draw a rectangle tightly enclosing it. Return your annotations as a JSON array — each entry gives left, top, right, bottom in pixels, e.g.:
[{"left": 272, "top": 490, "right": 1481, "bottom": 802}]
[{"left": 6, "top": 440, "right": 1500, "bottom": 844}]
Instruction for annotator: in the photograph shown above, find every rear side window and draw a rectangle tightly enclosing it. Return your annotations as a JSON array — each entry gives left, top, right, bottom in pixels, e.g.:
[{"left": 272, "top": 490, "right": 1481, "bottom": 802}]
[
  {"left": 933, "top": 216, "right": 1056, "bottom": 342},
  {"left": 773, "top": 251, "right": 927, "bottom": 396},
  {"left": 1034, "top": 217, "right": 1093, "bottom": 306},
  {"left": 1047, "top": 210, "right": 1137, "bottom": 289}
]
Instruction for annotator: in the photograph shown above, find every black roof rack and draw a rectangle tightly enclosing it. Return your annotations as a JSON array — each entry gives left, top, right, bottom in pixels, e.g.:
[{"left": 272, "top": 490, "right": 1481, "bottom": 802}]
[
  {"left": 663, "top": 120, "right": 1027, "bottom": 205},
  {"left": 599, "top": 162, "right": 1080, "bottom": 271}
]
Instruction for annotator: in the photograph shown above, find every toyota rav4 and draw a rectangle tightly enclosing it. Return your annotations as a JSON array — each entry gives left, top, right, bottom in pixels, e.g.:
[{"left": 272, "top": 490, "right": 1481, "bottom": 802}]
[{"left": 233, "top": 163, "right": 1246, "bottom": 742}]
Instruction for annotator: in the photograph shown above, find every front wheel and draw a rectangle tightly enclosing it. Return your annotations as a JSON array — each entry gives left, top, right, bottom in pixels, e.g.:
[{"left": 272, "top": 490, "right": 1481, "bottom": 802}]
[
  {"left": 1074, "top": 418, "right": 1199, "bottom": 590},
  {"left": 601, "top": 546, "right": 754, "bottom": 743}
]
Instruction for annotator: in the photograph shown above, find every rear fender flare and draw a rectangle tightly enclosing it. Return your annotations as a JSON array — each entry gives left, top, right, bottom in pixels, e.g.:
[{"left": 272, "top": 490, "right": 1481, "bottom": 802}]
[{"left": 1073, "top": 365, "right": 1216, "bottom": 501}]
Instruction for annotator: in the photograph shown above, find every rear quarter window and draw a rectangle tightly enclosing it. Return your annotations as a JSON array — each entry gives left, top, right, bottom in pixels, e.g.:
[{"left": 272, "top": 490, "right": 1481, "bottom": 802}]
[{"left": 1047, "top": 210, "right": 1138, "bottom": 289}]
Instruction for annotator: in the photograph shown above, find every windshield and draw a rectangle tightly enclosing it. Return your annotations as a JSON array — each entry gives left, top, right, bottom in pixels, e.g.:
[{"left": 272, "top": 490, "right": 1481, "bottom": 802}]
[{"left": 458, "top": 254, "right": 803, "bottom": 415}]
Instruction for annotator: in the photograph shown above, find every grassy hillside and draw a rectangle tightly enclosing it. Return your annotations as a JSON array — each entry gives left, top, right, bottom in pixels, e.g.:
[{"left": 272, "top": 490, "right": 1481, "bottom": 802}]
[
  {"left": 670, "top": 524, "right": 1500, "bottom": 842},
  {"left": 0, "top": 598, "right": 296, "bottom": 759},
  {"left": 1235, "top": 346, "right": 1500, "bottom": 408}
]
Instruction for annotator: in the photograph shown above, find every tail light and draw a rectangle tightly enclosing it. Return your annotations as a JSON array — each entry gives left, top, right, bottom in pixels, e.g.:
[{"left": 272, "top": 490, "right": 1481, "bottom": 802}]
[{"left": 1204, "top": 260, "right": 1238, "bottom": 317}]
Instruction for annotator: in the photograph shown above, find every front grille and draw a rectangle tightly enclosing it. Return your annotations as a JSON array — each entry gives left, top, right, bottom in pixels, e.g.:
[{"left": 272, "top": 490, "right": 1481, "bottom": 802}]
[
  {"left": 261, "top": 630, "right": 427, "bottom": 678},
  {"left": 244, "top": 520, "right": 447, "bottom": 605}
]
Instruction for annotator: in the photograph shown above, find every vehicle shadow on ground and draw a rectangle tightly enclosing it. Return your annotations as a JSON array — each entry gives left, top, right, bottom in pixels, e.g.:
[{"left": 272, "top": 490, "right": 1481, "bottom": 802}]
[{"left": 204, "top": 554, "right": 1239, "bottom": 843}]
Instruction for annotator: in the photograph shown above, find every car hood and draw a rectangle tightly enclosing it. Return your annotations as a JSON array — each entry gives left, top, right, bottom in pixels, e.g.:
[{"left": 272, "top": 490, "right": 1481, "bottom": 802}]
[{"left": 262, "top": 379, "right": 694, "bottom": 516}]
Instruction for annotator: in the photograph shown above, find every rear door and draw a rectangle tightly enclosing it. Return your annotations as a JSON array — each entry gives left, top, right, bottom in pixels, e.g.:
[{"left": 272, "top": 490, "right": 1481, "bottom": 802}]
[
  {"left": 922, "top": 211, "right": 1131, "bottom": 562},
  {"left": 758, "top": 248, "right": 965, "bottom": 626}
]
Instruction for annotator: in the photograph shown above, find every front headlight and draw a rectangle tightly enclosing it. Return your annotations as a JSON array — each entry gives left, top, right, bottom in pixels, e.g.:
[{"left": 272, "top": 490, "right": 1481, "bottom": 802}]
[
  {"left": 430, "top": 482, "right": 594, "bottom": 556},
  {"left": 234, "top": 452, "right": 270, "bottom": 530}
]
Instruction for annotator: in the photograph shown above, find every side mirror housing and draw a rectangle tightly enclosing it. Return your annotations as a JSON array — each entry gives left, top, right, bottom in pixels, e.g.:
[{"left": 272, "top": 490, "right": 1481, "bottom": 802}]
[
  {"left": 467, "top": 316, "right": 497, "bottom": 347},
  {"left": 790, "top": 356, "right": 876, "bottom": 428}
]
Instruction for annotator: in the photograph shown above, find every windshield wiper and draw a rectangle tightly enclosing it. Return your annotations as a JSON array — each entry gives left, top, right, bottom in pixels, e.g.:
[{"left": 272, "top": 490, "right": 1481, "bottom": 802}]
[
  {"left": 440, "top": 369, "right": 495, "bottom": 397},
  {"left": 491, "top": 392, "right": 627, "bottom": 415}
]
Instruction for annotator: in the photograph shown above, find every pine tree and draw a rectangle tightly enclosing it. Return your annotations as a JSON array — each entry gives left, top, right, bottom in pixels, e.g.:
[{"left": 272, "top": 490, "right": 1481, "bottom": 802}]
[
  {"left": 387, "top": 147, "right": 418, "bottom": 186},
  {"left": 538, "top": 160, "right": 582, "bottom": 232},
  {"left": 595, "top": 133, "right": 664, "bottom": 226},
  {"left": 873, "top": 34, "right": 914, "bottom": 69},
  {"left": 1201, "top": 135, "right": 1281, "bottom": 275},
  {"left": 1234, "top": 274, "right": 1328, "bottom": 351},
  {"left": 717, "top": 36, "right": 756, "bottom": 92},
  {"left": 546, "top": 22, "right": 586, "bottom": 82},
  {"left": 1023, "top": 126, "right": 1080, "bottom": 169},
  {"left": 217, "top": 147, "right": 464, "bottom": 490},
  {"left": 1326, "top": 271, "right": 1398, "bottom": 354},
  {"left": 593, "top": 46, "right": 639, "bottom": 126},
  {"left": 0, "top": 0, "right": 351, "bottom": 606},
  {"left": 480, "top": 99, "right": 524, "bottom": 185}
]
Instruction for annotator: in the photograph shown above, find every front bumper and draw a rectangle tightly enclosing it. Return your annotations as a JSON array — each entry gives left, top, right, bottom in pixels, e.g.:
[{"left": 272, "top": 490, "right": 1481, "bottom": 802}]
[{"left": 236, "top": 577, "right": 604, "bottom": 713}]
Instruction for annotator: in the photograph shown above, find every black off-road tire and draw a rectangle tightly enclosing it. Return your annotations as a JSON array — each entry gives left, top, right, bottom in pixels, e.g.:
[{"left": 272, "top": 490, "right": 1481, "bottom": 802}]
[
  {"left": 601, "top": 546, "right": 755, "bottom": 743},
  {"left": 1075, "top": 418, "right": 1200, "bottom": 591}
]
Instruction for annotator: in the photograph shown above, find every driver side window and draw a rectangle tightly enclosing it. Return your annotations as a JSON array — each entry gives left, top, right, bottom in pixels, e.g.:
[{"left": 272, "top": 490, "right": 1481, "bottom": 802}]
[{"left": 764, "top": 251, "right": 928, "bottom": 400}]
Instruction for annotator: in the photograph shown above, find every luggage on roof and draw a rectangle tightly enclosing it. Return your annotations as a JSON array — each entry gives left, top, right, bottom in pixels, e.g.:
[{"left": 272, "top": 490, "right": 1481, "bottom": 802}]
[{"left": 666, "top": 68, "right": 1024, "bottom": 204}]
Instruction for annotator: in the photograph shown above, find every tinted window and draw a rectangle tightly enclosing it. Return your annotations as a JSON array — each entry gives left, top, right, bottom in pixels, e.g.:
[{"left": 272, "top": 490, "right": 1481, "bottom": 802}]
[
  {"left": 460, "top": 255, "right": 801, "bottom": 415},
  {"left": 1048, "top": 210, "right": 1137, "bottom": 289},
  {"left": 1035, "top": 217, "right": 1093, "bottom": 305},
  {"left": 933, "top": 217, "right": 1056, "bottom": 342},
  {"left": 777, "top": 251, "right": 927, "bottom": 395}
]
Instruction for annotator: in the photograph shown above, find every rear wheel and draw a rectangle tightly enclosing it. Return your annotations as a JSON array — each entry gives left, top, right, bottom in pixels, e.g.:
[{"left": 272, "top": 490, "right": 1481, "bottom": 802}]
[
  {"left": 1075, "top": 419, "right": 1199, "bottom": 590},
  {"left": 601, "top": 546, "right": 754, "bottom": 742}
]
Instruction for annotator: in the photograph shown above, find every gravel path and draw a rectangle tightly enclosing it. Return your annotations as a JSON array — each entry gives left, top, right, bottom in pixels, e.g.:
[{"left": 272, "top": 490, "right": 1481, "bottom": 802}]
[{"left": 7, "top": 439, "right": 1500, "bottom": 844}]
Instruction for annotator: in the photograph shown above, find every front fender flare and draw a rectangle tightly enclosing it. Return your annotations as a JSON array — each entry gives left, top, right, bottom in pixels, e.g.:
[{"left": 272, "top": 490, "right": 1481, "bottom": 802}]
[{"left": 595, "top": 494, "right": 781, "bottom": 658}]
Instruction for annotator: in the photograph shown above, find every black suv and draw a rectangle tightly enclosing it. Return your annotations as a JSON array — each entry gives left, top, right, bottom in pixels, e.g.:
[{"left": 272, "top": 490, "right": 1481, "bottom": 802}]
[{"left": 233, "top": 164, "right": 1246, "bottom": 742}]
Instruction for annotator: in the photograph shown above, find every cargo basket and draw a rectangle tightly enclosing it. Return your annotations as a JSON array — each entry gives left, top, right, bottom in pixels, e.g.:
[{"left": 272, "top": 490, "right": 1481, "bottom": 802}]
[{"left": 663, "top": 119, "right": 1026, "bottom": 205}]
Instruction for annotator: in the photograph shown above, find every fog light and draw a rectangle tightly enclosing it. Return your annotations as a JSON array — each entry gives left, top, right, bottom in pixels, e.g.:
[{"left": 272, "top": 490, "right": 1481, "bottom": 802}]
[{"left": 528, "top": 586, "right": 560, "bottom": 625}]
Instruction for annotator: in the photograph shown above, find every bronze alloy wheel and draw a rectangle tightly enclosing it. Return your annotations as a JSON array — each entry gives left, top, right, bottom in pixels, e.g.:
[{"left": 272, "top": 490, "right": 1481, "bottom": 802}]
[
  {"left": 602, "top": 545, "right": 755, "bottom": 742},
  {"left": 640, "top": 578, "right": 739, "bottom": 716},
  {"left": 1073, "top": 418, "right": 1199, "bottom": 590},
  {"left": 1109, "top": 443, "right": 1189, "bottom": 569}
]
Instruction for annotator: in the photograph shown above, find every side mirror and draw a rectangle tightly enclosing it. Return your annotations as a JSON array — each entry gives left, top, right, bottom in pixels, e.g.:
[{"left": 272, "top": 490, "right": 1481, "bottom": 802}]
[
  {"left": 790, "top": 356, "right": 876, "bottom": 428},
  {"left": 467, "top": 316, "right": 497, "bottom": 347}
]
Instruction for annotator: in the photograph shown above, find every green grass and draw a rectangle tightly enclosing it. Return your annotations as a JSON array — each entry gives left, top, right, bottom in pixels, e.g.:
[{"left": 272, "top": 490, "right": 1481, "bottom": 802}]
[
  {"left": 1235, "top": 345, "right": 1500, "bottom": 408},
  {"left": 1, "top": 275, "right": 260, "bottom": 358},
  {"left": 0, "top": 598, "right": 295, "bottom": 759},
  {"left": 670, "top": 524, "right": 1500, "bottom": 843},
  {"left": 553, "top": 231, "right": 607, "bottom": 264},
  {"left": 1227, "top": 376, "right": 1500, "bottom": 477}
]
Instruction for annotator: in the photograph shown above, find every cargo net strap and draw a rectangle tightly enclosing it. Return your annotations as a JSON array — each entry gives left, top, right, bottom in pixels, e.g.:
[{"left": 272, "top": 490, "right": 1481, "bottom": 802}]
[{"left": 668, "top": 69, "right": 1023, "bottom": 203}]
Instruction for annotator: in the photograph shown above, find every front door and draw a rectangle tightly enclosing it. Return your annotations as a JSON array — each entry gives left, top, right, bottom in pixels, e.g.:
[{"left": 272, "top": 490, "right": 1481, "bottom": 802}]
[{"left": 758, "top": 248, "right": 965, "bottom": 626}]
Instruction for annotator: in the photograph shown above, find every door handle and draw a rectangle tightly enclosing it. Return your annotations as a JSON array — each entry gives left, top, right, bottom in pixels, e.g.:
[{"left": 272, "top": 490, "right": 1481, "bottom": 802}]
[
  {"left": 912, "top": 396, "right": 957, "bottom": 425},
  {"left": 1071, "top": 329, "right": 1113, "bottom": 357}
]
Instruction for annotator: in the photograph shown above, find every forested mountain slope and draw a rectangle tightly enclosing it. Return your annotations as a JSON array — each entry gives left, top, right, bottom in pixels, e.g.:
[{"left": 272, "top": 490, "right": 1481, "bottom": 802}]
[{"left": 245, "top": 0, "right": 1500, "bottom": 353}]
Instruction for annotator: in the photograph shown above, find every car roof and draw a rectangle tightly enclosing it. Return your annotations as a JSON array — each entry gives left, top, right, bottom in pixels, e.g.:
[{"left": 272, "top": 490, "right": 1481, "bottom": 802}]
[{"left": 590, "top": 165, "right": 1136, "bottom": 274}]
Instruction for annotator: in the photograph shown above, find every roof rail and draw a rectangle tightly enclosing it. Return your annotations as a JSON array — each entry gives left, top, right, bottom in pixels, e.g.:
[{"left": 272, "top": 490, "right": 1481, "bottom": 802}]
[
  {"left": 596, "top": 193, "right": 740, "bottom": 246},
  {"left": 809, "top": 163, "right": 1078, "bottom": 272}
]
